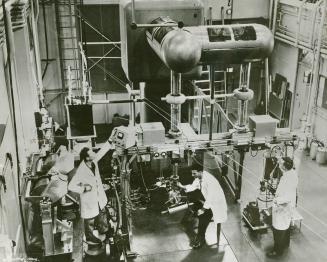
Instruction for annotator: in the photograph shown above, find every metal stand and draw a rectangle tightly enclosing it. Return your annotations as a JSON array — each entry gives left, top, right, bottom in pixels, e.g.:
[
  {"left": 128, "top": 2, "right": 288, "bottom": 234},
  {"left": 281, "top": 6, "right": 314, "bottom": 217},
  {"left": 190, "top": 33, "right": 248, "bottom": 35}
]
[
  {"left": 237, "top": 63, "right": 252, "bottom": 128},
  {"left": 209, "top": 65, "right": 215, "bottom": 141}
]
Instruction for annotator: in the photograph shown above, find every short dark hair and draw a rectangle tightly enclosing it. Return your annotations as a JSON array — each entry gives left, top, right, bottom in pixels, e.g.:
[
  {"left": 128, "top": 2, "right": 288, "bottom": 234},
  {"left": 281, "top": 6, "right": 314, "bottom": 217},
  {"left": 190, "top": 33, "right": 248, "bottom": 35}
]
[
  {"left": 282, "top": 157, "right": 293, "bottom": 170},
  {"left": 80, "top": 147, "right": 90, "bottom": 162},
  {"left": 192, "top": 161, "right": 203, "bottom": 172}
]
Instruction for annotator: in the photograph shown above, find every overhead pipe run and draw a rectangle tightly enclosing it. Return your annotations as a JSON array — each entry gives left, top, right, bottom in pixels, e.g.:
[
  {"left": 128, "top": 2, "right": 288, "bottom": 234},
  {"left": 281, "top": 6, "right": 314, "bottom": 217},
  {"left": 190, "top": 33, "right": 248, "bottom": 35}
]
[{"left": 161, "top": 93, "right": 235, "bottom": 102}]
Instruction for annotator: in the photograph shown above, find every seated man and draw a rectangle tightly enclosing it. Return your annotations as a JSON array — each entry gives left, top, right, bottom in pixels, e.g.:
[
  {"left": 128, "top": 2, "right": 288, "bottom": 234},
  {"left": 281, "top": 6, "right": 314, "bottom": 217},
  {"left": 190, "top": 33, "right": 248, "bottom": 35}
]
[
  {"left": 68, "top": 147, "right": 109, "bottom": 243},
  {"left": 178, "top": 163, "right": 227, "bottom": 248}
]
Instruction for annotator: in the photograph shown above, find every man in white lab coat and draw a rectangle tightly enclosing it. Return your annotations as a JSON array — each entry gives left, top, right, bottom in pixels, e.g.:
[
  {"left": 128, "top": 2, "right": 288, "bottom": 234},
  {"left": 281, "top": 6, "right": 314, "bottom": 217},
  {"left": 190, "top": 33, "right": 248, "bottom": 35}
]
[
  {"left": 179, "top": 164, "right": 227, "bottom": 249},
  {"left": 267, "top": 157, "right": 298, "bottom": 258},
  {"left": 68, "top": 147, "right": 109, "bottom": 243}
]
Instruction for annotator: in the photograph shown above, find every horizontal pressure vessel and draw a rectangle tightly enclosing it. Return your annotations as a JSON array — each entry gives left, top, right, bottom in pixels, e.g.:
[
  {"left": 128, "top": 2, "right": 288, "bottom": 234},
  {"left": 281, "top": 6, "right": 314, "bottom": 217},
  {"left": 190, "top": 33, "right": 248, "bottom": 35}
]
[
  {"left": 147, "top": 20, "right": 274, "bottom": 71},
  {"left": 146, "top": 17, "right": 202, "bottom": 73}
]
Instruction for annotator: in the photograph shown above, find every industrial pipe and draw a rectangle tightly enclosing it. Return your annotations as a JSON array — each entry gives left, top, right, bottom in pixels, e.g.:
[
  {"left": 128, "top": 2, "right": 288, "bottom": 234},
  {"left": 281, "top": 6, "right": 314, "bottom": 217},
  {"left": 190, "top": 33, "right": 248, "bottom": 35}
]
[
  {"left": 161, "top": 93, "right": 235, "bottom": 102},
  {"left": 237, "top": 63, "right": 252, "bottom": 127},
  {"left": 161, "top": 203, "right": 194, "bottom": 214},
  {"left": 88, "top": 99, "right": 144, "bottom": 104},
  {"left": 140, "top": 83, "right": 145, "bottom": 123}
]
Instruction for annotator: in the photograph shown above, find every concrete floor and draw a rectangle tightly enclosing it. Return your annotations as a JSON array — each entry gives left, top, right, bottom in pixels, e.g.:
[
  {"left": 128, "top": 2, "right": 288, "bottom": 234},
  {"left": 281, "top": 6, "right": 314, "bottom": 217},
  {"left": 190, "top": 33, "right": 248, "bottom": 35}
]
[{"left": 129, "top": 149, "right": 327, "bottom": 262}]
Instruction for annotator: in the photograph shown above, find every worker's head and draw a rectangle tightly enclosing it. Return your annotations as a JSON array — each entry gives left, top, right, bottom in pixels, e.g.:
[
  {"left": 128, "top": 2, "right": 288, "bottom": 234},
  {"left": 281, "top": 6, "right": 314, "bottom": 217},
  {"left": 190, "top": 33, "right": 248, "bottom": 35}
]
[
  {"left": 80, "top": 147, "right": 96, "bottom": 163},
  {"left": 281, "top": 156, "right": 293, "bottom": 171},
  {"left": 191, "top": 162, "right": 203, "bottom": 178}
]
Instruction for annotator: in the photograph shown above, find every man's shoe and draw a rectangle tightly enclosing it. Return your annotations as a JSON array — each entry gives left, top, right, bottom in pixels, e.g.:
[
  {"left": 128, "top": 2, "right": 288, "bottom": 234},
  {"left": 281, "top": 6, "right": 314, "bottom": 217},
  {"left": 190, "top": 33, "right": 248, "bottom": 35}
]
[
  {"left": 191, "top": 238, "right": 205, "bottom": 249},
  {"left": 266, "top": 250, "right": 281, "bottom": 258}
]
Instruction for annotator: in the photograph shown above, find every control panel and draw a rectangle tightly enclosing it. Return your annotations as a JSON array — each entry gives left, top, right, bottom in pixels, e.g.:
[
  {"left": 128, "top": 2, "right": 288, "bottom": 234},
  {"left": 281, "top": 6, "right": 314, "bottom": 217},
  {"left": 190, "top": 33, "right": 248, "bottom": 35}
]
[{"left": 109, "top": 126, "right": 138, "bottom": 149}]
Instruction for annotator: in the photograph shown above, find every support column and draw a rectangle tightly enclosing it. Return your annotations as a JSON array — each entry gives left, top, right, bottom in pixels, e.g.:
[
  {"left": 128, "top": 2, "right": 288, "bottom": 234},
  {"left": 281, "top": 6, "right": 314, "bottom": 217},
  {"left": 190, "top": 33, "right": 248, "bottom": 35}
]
[
  {"left": 209, "top": 65, "right": 215, "bottom": 141},
  {"left": 139, "top": 82, "right": 145, "bottom": 123},
  {"left": 169, "top": 71, "right": 182, "bottom": 136},
  {"left": 235, "top": 150, "right": 245, "bottom": 200},
  {"left": 237, "top": 63, "right": 251, "bottom": 128},
  {"left": 120, "top": 154, "right": 132, "bottom": 251},
  {"left": 265, "top": 58, "right": 270, "bottom": 115}
]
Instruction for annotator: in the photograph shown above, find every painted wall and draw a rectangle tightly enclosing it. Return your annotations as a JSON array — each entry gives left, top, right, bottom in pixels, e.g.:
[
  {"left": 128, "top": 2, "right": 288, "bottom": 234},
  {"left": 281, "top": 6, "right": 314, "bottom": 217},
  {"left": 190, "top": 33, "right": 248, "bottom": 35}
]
[
  {"left": 232, "top": 0, "right": 270, "bottom": 19},
  {"left": 271, "top": 41, "right": 299, "bottom": 93},
  {"left": 0, "top": 2, "right": 48, "bottom": 256},
  {"left": 11, "top": 27, "right": 40, "bottom": 159},
  {"left": 270, "top": 40, "right": 299, "bottom": 129},
  {"left": 0, "top": 47, "right": 26, "bottom": 258},
  {"left": 312, "top": 58, "right": 327, "bottom": 143},
  {"left": 292, "top": 61, "right": 312, "bottom": 129}
]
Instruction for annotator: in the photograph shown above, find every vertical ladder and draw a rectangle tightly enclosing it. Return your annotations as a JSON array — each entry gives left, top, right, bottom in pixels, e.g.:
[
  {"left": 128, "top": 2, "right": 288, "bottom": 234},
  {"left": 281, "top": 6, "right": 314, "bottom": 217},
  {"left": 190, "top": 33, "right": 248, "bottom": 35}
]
[
  {"left": 55, "top": 0, "right": 82, "bottom": 92},
  {"left": 194, "top": 69, "right": 228, "bottom": 133}
]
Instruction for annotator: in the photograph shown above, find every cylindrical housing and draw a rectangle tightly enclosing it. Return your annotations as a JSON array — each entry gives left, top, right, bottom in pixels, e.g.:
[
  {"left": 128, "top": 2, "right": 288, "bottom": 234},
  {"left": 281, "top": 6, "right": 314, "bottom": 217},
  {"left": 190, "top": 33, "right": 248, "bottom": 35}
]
[
  {"left": 310, "top": 141, "right": 319, "bottom": 160},
  {"left": 316, "top": 147, "right": 327, "bottom": 164},
  {"left": 170, "top": 72, "right": 182, "bottom": 134},
  {"left": 191, "top": 23, "right": 274, "bottom": 64},
  {"left": 238, "top": 100, "right": 248, "bottom": 127},
  {"left": 146, "top": 17, "right": 202, "bottom": 73}
]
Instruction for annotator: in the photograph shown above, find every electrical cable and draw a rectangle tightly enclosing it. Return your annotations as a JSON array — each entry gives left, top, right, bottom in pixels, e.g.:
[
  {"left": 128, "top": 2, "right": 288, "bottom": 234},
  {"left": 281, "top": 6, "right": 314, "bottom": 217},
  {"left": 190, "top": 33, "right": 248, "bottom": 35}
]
[
  {"left": 112, "top": 182, "right": 122, "bottom": 235},
  {"left": 191, "top": 138, "right": 327, "bottom": 237},
  {"left": 87, "top": 57, "right": 127, "bottom": 88},
  {"left": 225, "top": 153, "right": 327, "bottom": 236},
  {"left": 126, "top": 94, "right": 327, "bottom": 245},
  {"left": 87, "top": 47, "right": 115, "bottom": 71},
  {"left": 99, "top": 0, "right": 106, "bottom": 81},
  {"left": 135, "top": 148, "right": 149, "bottom": 193},
  {"left": 144, "top": 99, "right": 196, "bottom": 139},
  {"left": 75, "top": 9, "right": 121, "bottom": 50},
  {"left": 145, "top": 97, "right": 195, "bottom": 130},
  {"left": 185, "top": 79, "right": 237, "bottom": 129},
  {"left": 143, "top": 98, "right": 171, "bottom": 118},
  {"left": 114, "top": 77, "right": 327, "bottom": 238},
  {"left": 194, "top": 152, "right": 327, "bottom": 241}
]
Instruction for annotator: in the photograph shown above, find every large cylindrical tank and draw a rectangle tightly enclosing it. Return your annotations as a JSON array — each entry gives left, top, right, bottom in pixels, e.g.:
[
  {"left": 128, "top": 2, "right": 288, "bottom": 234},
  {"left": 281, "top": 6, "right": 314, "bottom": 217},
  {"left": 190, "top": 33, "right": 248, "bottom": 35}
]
[
  {"left": 119, "top": 0, "right": 204, "bottom": 81},
  {"left": 146, "top": 17, "right": 202, "bottom": 73},
  {"left": 147, "top": 22, "right": 274, "bottom": 70},
  {"left": 196, "top": 24, "right": 274, "bottom": 64}
]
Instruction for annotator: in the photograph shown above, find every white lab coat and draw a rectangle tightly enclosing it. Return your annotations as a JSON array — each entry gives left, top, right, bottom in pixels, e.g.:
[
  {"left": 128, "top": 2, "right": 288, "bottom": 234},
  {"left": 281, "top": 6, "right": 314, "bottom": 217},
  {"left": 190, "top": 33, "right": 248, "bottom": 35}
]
[
  {"left": 272, "top": 169, "right": 298, "bottom": 230},
  {"left": 185, "top": 171, "right": 227, "bottom": 224},
  {"left": 68, "top": 161, "right": 107, "bottom": 219}
]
